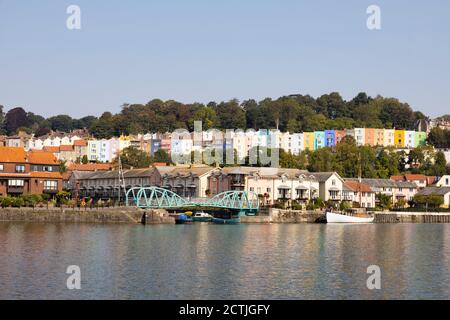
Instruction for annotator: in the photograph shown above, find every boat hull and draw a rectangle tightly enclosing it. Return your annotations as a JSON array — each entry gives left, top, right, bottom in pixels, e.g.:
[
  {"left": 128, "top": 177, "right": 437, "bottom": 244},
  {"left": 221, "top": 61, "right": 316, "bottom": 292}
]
[
  {"left": 192, "top": 217, "right": 212, "bottom": 222},
  {"left": 326, "top": 212, "right": 374, "bottom": 223},
  {"left": 211, "top": 217, "right": 241, "bottom": 224}
]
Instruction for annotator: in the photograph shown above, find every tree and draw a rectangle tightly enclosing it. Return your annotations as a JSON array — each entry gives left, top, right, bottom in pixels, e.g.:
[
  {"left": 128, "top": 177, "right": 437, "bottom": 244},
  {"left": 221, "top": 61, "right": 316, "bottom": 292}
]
[
  {"left": 376, "top": 193, "right": 392, "bottom": 210},
  {"left": 114, "top": 147, "right": 152, "bottom": 169},
  {"left": 5, "top": 107, "right": 28, "bottom": 134},
  {"left": 81, "top": 155, "right": 89, "bottom": 164},
  {"left": 47, "top": 115, "right": 74, "bottom": 132},
  {"left": 0, "top": 105, "right": 5, "bottom": 134},
  {"left": 153, "top": 149, "right": 171, "bottom": 164},
  {"left": 428, "top": 127, "right": 450, "bottom": 148},
  {"left": 214, "top": 99, "right": 246, "bottom": 129}
]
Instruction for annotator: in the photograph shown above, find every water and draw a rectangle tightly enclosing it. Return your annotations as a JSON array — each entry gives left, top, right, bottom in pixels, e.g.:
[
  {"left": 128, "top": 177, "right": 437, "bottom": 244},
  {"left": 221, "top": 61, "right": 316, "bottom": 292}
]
[{"left": 0, "top": 222, "right": 449, "bottom": 300}]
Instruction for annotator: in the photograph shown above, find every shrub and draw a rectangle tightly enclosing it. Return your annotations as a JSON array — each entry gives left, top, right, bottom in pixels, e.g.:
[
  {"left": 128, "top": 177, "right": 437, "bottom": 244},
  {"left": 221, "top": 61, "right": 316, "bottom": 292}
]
[
  {"left": 0, "top": 196, "right": 14, "bottom": 208},
  {"left": 11, "top": 197, "right": 25, "bottom": 208}
]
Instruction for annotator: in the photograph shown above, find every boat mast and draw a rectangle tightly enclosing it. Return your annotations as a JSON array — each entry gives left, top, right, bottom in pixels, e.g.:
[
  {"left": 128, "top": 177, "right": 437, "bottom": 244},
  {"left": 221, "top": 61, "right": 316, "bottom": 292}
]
[{"left": 118, "top": 155, "right": 126, "bottom": 205}]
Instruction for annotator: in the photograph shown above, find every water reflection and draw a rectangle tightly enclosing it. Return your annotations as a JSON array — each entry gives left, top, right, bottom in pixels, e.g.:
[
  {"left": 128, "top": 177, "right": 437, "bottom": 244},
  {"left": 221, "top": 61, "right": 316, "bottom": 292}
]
[{"left": 0, "top": 222, "right": 449, "bottom": 299}]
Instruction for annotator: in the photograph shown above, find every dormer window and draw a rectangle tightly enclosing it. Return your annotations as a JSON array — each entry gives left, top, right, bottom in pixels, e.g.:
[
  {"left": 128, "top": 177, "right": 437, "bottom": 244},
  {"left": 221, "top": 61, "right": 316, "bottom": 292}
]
[{"left": 16, "top": 165, "right": 25, "bottom": 173}]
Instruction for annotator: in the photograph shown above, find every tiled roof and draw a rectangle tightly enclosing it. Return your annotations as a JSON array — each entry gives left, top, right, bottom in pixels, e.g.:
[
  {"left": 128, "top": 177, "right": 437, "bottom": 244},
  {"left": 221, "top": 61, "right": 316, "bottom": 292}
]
[
  {"left": 344, "top": 181, "right": 373, "bottom": 193},
  {"left": 404, "top": 174, "right": 427, "bottom": 181},
  {"left": 42, "top": 146, "right": 60, "bottom": 153},
  {"left": 73, "top": 140, "right": 87, "bottom": 147},
  {"left": 417, "top": 187, "right": 450, "bottom": 196},
  {"left": 59, "top": 145, "right": 74, "bottom": 152},
  {"left": 28, "top": 151, "right": 59, "bottom": 165},
  {"left": 29, "top": 172, "right": 63, "bottom": 179},
  {"left": 0, "top": 147, "right": 27, "bottom": 163},
  {"left": 68, "top": 163, "right": 112, "bottom": 171}
]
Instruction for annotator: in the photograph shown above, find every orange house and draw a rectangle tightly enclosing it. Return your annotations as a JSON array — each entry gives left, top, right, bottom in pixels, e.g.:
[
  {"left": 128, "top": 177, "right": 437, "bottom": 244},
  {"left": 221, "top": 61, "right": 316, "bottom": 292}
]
[
  {"left": 364, "top": 128, "right": 376, "bottom": 146},
  {"left": 0, "top": 147, "right": 62, "bottom": 196}
]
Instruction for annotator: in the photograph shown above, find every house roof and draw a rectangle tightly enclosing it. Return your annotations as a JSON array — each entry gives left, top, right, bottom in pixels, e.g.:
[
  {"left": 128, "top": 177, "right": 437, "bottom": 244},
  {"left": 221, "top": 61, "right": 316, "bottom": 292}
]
[
  {"left": 27, "top": 151, "right": 59, "bottom": 165},
  {"left": 417, "top": 187, "right": 450, "bottom": 196},
  {"left": 344, "top": 181, "right": 373, "bottom": 193},
  {"left": 42, "top": 146, "right": 60, "bottom": 153},
  {"left": 68, "top": 163, "right": 112, "bottom": 171},
  {"left": 59, "top": 145, "right": 74, "bottom": 152},
  {"left": 404, "top": 174, "right": 427, "bottom": 181},
  {"left": 309, "top": 172, "right": 340, "bottom": 182},
  {"left": 29, "top": 172, "right": 63, "bottom": 179},
  {"left": 0, "top": 147, "right": 27, "bottom": 163},
  {"left": 73, "top": 139, "right": 88, "bottom": 147}
]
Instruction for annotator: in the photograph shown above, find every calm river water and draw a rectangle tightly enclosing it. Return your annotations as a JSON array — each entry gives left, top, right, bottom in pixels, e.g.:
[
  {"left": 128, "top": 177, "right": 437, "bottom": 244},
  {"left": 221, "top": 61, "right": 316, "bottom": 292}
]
[{"left": 0, "top": 222, "right": 449, "bottom": 300}]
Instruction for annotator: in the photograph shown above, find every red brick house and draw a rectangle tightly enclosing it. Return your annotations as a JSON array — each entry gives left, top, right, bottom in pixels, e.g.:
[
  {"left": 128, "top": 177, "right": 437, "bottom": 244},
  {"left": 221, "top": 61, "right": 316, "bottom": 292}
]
[{"left": 0, "top": 147, "right": 63, "bottom": 196}]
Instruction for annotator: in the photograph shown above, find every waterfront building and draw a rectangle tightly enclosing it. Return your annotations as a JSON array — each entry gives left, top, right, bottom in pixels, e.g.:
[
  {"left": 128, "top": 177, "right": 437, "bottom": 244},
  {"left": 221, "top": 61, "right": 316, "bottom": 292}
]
[
  {"left": 394, "top": 129, "right": 405, "bottom": 148},
  {"left": 324, "top": 130, "right": 336, "bottom": 147},
  {"left": 416, "top": 187, "right": 450, "bottom": 208},
  {"left": 348, "top": 178, "right": 418, "bottom": 206},
  {"left": 309, "top": 172, "right": 345, "bottom": 202},
  {"left": 391, "top": 174, "right": 428, "bottom": 189},
  {"left": 342, "top": 180, "right": 376, "bottom": 208},
  {"left": 0, "top": 147, "right": 62, "bottom": 196},
  {"left": 207, "top": 167, "right": 319, "bottom": 206},
  {"left": 435, "top": 175, "right": 450, "bottom": 187},
  {"left": 314, "top": 131, "right": 325, "bottom": 150}
]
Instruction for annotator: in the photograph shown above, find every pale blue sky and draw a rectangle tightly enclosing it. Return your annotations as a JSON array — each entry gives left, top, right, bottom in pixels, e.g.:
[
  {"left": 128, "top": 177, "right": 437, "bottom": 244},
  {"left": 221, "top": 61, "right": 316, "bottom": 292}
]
[{"left": 0, "top": 0, "right": 449, "bottom": 118}]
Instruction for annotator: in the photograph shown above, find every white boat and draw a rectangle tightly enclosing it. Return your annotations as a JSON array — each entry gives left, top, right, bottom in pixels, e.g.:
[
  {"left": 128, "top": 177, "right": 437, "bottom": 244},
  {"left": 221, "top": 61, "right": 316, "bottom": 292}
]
[
  {"left": 326, "top": 211, "right": 374, "bottom": 223},
  {"left": 192, "top": 211, "right": 213, "bottom": 222}
]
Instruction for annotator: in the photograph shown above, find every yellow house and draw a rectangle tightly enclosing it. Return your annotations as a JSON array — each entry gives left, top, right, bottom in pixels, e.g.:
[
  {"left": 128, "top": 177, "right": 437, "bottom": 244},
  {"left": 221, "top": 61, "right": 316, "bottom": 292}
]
[
  {"left": 303, "top": 132, "right": 315, "bottom": 151},
  {"left": 394, "top": 130, "right": 405, "bottom": 148}
]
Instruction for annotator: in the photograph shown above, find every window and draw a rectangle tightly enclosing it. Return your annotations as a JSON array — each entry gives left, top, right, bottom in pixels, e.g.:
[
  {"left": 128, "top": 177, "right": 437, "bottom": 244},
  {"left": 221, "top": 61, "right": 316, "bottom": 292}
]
[
  {"left": 249, "top": 187, "right": 254, "bottom": 192},
  {"left": 332, "top": 179, "right": 336, "bottom": 186},
  {"left": 267, "top": 188, "right": 271, "bottom": 193},
  {"left": 44, "top": 180, "right": 58, "bottom": 190},
  {"left": 43, "top": 166, "right": 53, "bottom": 172},
  {"left": 0, "top": 164, "right": 3, "bottom": 171},
  {"left": 15, "top": 165, "right": 25, "bottom": 173},
  {"left": 446, "top": 178, "right": 449, "bottom": 186},
  {"left": 8, "top": 179, "right": 24, "bottom": 187}
]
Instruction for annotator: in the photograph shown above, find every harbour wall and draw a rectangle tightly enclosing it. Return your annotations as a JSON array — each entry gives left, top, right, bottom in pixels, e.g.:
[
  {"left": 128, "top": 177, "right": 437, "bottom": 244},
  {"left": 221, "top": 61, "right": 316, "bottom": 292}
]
[
  {"left": 0, "top": 207, "right": 174, "bottom": 224},
  {"left": 2, "top": 208, "right": 450, "bottom": 224},
  {"left": 374, "top": 212, "right": 450, "bottom": 223}
]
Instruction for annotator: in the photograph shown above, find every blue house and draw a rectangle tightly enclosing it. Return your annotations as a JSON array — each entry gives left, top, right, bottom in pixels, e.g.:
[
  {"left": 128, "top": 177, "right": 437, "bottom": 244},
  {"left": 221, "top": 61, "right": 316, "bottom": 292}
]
[{"left": 324, "top": 130, "right": 336, "bottom": 147}]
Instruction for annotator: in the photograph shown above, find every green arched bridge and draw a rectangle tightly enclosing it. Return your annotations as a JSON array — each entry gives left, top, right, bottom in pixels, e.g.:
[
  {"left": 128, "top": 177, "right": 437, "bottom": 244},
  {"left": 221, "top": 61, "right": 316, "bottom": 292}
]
[{"left": 125, "top": 187, "right": 259, "bottom": 216}]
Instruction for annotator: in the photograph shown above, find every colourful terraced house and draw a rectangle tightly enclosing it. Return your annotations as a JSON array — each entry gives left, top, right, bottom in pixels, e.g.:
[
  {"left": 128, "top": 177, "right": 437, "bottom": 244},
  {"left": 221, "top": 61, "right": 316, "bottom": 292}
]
[
  {"left": 303, "top": 132, "right": 315, "bottom": 151},
  {"left": 414, "top": 131, "right": 427, "bottom": 147},
  {"left": 314, "top": 131, "right": 325, "bottom": 150},
  {"left": 324, "top": 130, "right": 336, "bottom": 147},
  {"left": 394, "top": 129, "right": 405, "bottom": 148}
]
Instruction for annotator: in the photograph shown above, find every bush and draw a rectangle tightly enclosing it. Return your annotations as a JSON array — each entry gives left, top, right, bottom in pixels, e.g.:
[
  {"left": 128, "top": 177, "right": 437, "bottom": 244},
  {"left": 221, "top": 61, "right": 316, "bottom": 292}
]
[
  {"left": 0, "top": 196, "right": 14, "bottom": 208},
  {"left": 55, "top": 191, "right": 71, "bottom": 206},
  {"left": 21, "top": 194, "right": 43, "bottom": 207},
  {"left": 11, "top": 197, "right": 25, "bottom": 208}
]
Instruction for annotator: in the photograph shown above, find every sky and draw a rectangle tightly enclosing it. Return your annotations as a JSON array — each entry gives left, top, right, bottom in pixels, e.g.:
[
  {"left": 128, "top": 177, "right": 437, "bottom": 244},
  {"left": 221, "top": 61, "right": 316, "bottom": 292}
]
[{"left": 0, "top": 0, "right": 449, "bottom": 118}]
